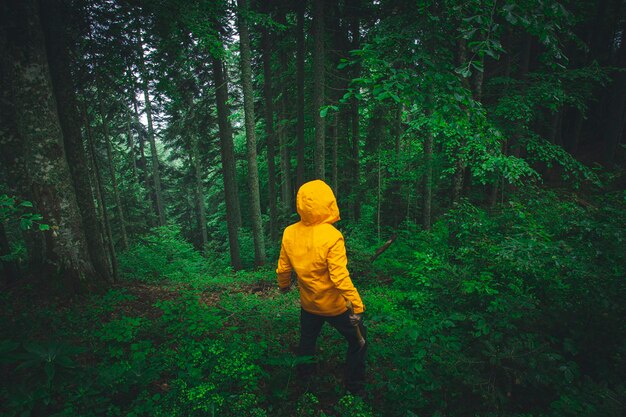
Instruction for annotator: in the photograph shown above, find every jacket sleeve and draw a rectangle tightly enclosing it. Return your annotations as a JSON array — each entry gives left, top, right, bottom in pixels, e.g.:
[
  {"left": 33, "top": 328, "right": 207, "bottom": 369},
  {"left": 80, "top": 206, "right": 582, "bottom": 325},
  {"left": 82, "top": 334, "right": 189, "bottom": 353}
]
[
  {"left": 327, "top": 234, "right": 365, "bottom": 314},
  {"left": 276, "top": 242, "right": 292, "bottom": 289}
]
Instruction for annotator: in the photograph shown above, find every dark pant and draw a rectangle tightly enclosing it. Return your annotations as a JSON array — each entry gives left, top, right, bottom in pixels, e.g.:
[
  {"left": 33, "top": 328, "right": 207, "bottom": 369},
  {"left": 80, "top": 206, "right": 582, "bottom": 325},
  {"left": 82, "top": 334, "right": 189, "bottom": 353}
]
[{"left": 298, "top": 308, "right": 367, "bottom": 392}]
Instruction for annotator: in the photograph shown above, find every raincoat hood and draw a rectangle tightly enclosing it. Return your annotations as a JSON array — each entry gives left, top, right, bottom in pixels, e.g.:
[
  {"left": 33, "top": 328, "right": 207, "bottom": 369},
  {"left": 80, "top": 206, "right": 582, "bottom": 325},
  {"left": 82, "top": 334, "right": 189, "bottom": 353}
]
[{"left": 296, "top": 180, "right": 340, "bottom": 226}]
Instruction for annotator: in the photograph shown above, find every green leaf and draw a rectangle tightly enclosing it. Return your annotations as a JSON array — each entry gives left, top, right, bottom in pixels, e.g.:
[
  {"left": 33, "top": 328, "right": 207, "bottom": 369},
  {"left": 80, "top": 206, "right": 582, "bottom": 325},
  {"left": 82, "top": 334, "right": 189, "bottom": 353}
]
[
  {"left": 39, "top": 224, "right": 50, "bottom": 231},
  {"left": 19, "top": 218, "right": 32, "bottom": 230},
  {"left": 471, "top": 60, "right": 484, "bottom": 72},
  {"left": 455, "top": 66, "right": 472, "bottom": 78}
]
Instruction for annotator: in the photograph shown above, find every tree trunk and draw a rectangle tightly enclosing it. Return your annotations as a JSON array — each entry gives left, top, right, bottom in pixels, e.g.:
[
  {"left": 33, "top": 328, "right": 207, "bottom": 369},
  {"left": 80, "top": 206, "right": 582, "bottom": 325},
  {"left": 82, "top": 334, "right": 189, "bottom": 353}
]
[
  {"left": 349, "top": 0, "right": 361, "bottom": 220},
  {"left": 472, "top": 54, "right": 485, "bottom": 102},
  {"left": 127, "top": 109, "right": 139, "bottom": 183},
  {"left": 2, "top": 0, "right": 101, "bottom": 290},
  {"left": 296, "top": 0, "right": 306, "bottom": 189},
  {"left": 39, "top": 0, "right": 112, "bottom": 281},
  {"left": 191, "top": 135, "right": 208, "bottom": 254},
  {"left": 603, "top": 28, "right": 626, "bottom": 165},
  {"left": 82, "top": 102, "right": 119, "bottom": 282},
  {"left": 313, "top": 0, "right": 326, "bottom": 180},
  {"left": 212, "top": 48, "right": 242, "bottom": 270},
  {"left": 452, "top": 39, "right": 469, "bottom": 204},
  {"left": 137, "top": 33, "right": 166, "bottom": 226},
  {"left": 237, "top": 0, "right": 266, "bottom": 266},
  {"left": 100, "top": 100, "right": 129, "bottom": 250},
  {"left": 1, "top": 4, "right": 43, "bottom": 273},
  {"left": 329, "top": 4, "right": 345, "bottom": 197},
  {"left": 279, "top": 96, "right": 293, "bottom": 211},
  {"left": 274, "top": 8, "right": 293, "bottom": 211},
  {"left": 131, "top": 95, "right": 156, "bottom": 226},
  {"left": 276, "top": 16, "right": 293, "bottom": 211},
  {"left": 261, "top": 25, "right": 278, "bottom": 241},
  {"left": 394, "top": 105, "right": 403, "bottom": 160}
]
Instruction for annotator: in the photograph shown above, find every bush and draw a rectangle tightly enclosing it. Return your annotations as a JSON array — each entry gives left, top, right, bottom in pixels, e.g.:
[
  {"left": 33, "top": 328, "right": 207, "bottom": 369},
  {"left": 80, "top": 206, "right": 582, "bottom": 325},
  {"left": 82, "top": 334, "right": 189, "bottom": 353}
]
[
  {"left": 119, "top": 225, "right": 210, "bottom": 283},
  {"left": 366, "top": 188, "right": 626, "bottom": 416}
]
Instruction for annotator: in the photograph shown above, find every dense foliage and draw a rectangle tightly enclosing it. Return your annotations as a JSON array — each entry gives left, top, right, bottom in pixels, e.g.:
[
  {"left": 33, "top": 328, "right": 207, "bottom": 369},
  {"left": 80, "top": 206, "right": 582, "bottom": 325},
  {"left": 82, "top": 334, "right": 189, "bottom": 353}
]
[
  {"left": 1, "top": 184, "right": 624, "bottom": 416},
  {"left": 1, "top": 0, "right": 625, "bottom": 415}
]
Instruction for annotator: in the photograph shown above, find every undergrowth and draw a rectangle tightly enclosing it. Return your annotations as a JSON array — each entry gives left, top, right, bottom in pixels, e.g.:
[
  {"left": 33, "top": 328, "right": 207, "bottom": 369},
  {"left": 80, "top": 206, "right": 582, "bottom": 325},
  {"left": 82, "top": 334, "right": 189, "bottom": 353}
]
[{"left": 1, "top": 187, "right": 624, "bottom": 416}]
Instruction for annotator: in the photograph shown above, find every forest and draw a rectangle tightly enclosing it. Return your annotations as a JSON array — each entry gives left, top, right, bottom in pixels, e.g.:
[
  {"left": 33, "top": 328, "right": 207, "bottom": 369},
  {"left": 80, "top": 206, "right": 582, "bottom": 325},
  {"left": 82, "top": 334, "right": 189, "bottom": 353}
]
[{"left": 0, "top": 0, "right": 625, "bottom": 415}]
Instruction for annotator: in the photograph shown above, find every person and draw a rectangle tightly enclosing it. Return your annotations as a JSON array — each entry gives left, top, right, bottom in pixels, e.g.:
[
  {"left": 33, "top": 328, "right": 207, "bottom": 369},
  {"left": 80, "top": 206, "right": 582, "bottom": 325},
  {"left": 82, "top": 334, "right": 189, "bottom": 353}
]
[{"left": 276, "top": 179, "right": 366, "bottom": 394}]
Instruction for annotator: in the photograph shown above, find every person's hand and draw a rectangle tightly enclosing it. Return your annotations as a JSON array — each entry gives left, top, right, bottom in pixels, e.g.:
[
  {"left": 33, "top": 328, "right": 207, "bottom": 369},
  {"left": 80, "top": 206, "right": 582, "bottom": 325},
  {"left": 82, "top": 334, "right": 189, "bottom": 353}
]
[{"left": 349, "top": 313, "right": 362, "bottom": 326}]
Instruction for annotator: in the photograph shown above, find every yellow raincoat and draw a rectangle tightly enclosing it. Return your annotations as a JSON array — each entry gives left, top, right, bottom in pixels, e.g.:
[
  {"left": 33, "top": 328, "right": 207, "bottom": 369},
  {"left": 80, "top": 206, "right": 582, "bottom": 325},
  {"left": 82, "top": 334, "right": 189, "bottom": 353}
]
[{"left": 276, "top": 180, "right": 365, "bottom": 316}]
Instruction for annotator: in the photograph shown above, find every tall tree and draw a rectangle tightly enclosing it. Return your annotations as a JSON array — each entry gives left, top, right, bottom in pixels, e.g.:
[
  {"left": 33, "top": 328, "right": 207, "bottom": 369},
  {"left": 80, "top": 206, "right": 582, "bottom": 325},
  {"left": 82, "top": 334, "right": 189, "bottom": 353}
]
[
  {"left": 237, "top": 0, "right": 266, "bottom": 266},
  {"left": 348, "top": 0, "right": 361, "bottom": 220},
  {"left": 312, "top": 0, "right": 326, "bottom": 180},
  {"left": 39, "top": 0, "right": 112, "bottom": 280},
  {"left": 1, "top": 0, "right": 103, "bottom": 289},
  {"left": 137, "top": 31, "right": 166, "bottom": 225},
  {"left": 603, "top": 20, "right": 626, "bottom": 165},
  {"left": 261, "top": 12, "right": 278, "bottom": 241},
  {"left": 276, "top": 7, "right": 293, "bottom": 210},
  {"left": 100, "top": 100, "right": 129, "bottom": 249},
  {"left": 296, "top": 0, "right": 306, "bottom": 188},
  {"left": 190, "top": 133, "right": 208, "bottom": 254},
  {"left": 131, "top": 91, "right": 155, "bottom": 223},
  {"left": 82, "top": 102, "right": 119, "bottom": 282},
  {"left": 212, "top": 36, "right": 242, "bottom": 270}
]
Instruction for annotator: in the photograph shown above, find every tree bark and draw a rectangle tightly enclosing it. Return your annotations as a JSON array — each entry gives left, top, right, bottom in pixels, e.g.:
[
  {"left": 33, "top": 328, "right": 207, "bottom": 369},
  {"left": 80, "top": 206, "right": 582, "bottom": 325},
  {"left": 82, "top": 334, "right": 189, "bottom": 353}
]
[
  {"left": 2, "top": 0, "right": 101, "bottom": 290},
  {"left": 603, "top": 27, "right": 626, "bottom": 165},
  {"left": 278, "top": 82, "right": 294, "bottom": 211},
  {"left": 100, "top": 100, "right": 129, "bottom": 250},
  {"left": 237, "top": 0, "right": 266, "bottom": 266},
  {"left": 137, "top": 33, "right": 166, "bottom": 226},
  {"left": 191, "top": 134, "right": 208, "bottom": 254},
  {"left": 82, "top": 102, "right": 119, "bottom": 282},
  {"left": 0, "top": 4, "right": 45, "bottom": 272},
  {"left": 452, "top": 39, "right": 469, "bottom": 204},
  {"left": 127, "top": 109, "right": 139, "bottom": 184},
  {"left": 296, "top": 0, "right": 306, "bottom": 189},
  {"left": 261, "top": 24, "right": 278, "bottom": 241},
  {"left": 212, "top": 47, "right": 242, "bottom": 270},
  {"left": 131, "top": 94, "right": 156, "bottom": 227},
  {"left": 275, "top": 11, "right": 293, "bottom": 211},
  {"left": 349, "top": 0, "right": 361, "bottom": 220},
  {"left": 39, "top": 0, "right": 112, "bottom": 281},
  {"left": 313, "top": 0, "right": 326, "bottom": 180}
]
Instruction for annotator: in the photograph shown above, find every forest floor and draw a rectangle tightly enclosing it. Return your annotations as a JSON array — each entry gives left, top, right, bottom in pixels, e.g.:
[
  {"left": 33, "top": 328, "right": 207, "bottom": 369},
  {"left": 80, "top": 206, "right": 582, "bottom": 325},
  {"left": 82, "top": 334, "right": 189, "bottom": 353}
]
[
  {"left": 2, "top": 187, "right": 625, "bottom": 417},
  {"left": 1, "top": 269, "right": 380, "bottom": 416}
]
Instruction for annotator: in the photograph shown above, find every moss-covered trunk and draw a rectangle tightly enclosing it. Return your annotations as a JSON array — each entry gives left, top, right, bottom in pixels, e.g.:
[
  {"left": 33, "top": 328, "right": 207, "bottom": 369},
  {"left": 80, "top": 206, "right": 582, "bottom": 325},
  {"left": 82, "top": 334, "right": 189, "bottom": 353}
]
[{"left": 2, "top": 0, "right": 101, "bottom": 290}]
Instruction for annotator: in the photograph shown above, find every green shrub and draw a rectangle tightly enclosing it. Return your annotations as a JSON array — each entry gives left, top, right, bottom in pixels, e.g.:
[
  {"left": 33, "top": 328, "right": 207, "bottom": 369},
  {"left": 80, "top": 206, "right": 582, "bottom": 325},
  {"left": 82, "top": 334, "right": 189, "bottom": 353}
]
[
  {"left": 365, "top": 188, "right": 626, "bottom": 416},
  {"left": 119, "top": 225, "right": 209, "bottom": 283}
]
